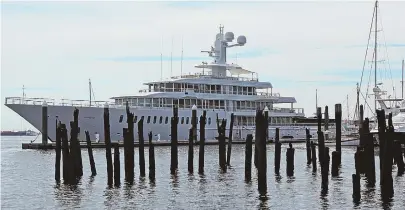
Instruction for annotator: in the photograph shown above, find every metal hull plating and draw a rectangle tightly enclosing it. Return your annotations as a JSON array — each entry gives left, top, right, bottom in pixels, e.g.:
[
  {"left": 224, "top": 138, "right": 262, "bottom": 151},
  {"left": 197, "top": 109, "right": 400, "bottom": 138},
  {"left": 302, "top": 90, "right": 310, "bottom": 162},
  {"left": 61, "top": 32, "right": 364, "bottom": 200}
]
[{"left": 6, "top": 104, "right": 328, "bottom": 142}]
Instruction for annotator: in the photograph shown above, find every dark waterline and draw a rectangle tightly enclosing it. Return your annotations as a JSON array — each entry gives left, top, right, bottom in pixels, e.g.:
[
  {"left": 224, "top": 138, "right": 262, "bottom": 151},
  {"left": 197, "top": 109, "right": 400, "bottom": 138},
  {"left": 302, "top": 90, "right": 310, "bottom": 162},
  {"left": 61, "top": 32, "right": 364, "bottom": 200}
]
[{"left": 1, "top": 136, "right": 405, "bottom": 209}]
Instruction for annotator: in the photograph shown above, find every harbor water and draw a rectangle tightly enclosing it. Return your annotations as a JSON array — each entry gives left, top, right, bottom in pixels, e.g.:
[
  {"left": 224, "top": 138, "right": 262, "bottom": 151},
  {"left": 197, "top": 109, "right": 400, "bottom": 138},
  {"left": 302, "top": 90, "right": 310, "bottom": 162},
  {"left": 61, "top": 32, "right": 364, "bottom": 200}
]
[{"left": 1, "top": 136, "right": 405, "bottom": 209}]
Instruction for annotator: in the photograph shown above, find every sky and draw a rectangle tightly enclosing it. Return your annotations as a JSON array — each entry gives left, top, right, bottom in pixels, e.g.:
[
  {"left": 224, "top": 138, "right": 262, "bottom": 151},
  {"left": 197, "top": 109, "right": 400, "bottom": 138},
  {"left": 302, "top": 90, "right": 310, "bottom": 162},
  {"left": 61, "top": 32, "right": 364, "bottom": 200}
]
[{"left": 1, "top": 0, "right": 405, "bottom": 131}]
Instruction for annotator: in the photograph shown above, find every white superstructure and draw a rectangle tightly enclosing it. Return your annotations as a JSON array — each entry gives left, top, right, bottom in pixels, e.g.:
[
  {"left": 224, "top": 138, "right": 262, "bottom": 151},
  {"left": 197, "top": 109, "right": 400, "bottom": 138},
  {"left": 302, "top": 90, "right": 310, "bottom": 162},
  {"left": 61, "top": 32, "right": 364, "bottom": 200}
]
[{"left": 5, "top": 26, "right": 333, "bottom": 142}]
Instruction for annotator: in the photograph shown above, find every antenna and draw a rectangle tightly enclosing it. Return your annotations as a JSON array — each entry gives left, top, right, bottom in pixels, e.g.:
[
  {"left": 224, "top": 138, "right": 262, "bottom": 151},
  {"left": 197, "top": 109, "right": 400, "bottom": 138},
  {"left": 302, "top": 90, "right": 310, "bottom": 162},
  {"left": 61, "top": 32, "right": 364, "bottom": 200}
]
[
  {"left": 89, "top": 79, "right": 91, "bottom": 106},
  {"left": 315, "top": 89, "right": 318, "bottom": 113},
  {"left": 22, "top": 85, "right": 25, "bottom": 99},
  {"left": 180, "top": 36, "right": 183, "bottom": 77},
  {"left": 170, "top": 37, "right": 173, "bottom": 78},
  {"left": 401, "top": 59, "right": 405, "bottom": 99}
]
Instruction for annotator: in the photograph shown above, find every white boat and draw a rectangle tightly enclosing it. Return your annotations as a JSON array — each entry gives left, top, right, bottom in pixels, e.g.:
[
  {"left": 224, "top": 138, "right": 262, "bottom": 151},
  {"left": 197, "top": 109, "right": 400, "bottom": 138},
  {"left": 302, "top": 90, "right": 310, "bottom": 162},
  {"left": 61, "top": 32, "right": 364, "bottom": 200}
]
[
  {"left": 342, "top": 1, "right": 404, "bottom": 146},
  {"left": 5, "top": 25, "right": 332, "bottom": 142}
]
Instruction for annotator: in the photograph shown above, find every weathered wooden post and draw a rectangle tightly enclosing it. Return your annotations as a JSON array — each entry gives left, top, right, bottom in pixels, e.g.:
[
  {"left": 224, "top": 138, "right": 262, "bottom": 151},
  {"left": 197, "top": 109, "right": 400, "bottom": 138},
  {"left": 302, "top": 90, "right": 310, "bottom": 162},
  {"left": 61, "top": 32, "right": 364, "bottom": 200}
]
[
  {"left": 114, "top": 143, "right": 120, "bottom": 187},
  {"left": 192, "top": 104, "right": 197, "bottom": 142},
  {"left": 245, "top": 134, "right": 253, "bottom": 181},
  {"left": 352, "top": 174, "right": 361, "bottom": 201},
  {"left": 85, "top": 131, "right": 97, "bottom": 176},
  {"left": 218, "top": 119, "right": 227, "bottom": 172},
  {"left": 55, "top": 121, "right": 61, "bottom": 182},
  {"left": 381, "top": 113, "right": 394, "bottom": 200},
  {"left": 256, "top": 110, "right": 267, "bottom": 196},
  {"left": 322, "top": 147, "right": 330, "bottom": 189},
  {"left": 198, "top": 111, "right": 206, "bottom": 174},
  {"left": 305, "top": 128, "right": 311, "bottom": 165},
  {"left": 317, "top": 107, "right": 324, "bottom": 163},
  {"left": 104, "top": 103, "right": 113, "bottom": 187},
  {"left": 42, "top": 101, "right": 48, "bottom": 145},
  {"left": 335, "top": 104, "right": 342, "bottom": 165},
  {"left": 71, "top": 108, "right": 83, "bottom": 177},
  {"left": 138, "top": 117, "right": 145, "bottom": 177},
  {"left": 354, "top": 146, "right": 361, "bottom": 176},
  {"left": 311, "top": 141, "right": 317, "bottom": 172},
  {"left": 274, "top": 128, "right": 281, "bottom": 174},
  {"left": 359, "top": 105, "right": 364, "bottom": 137},
  {"left": 393, "top": 140, "right": 405, "bottom": 176},
  {"left": 226, "top": 113, "right": 234, "bottom": 166},
  {"left": 376, "top": 109, "right": 386, "bottom": 180},
  {"left": 362, "top": 118, "right": 375, "bottom": 186},
  {"left": 286, "top": 143, "right": 295, "bottom": 176},
  {"left": 188, "top": 128, "right": 194, "bottom": 174},
  {"left": 170, "top": 106, "right": 179, "bottom": 174},
  {"left": 124, "top": 104, "right": 135, "bottom": 184},
  {"left": 324, "top": 106, "right": 329, "bottom": 141},
  {"left": 148, "top": 131, "right": 155, "bottom": 180},
  {"left": 61, "top": 124, "right": 70, "bottom": 183}
]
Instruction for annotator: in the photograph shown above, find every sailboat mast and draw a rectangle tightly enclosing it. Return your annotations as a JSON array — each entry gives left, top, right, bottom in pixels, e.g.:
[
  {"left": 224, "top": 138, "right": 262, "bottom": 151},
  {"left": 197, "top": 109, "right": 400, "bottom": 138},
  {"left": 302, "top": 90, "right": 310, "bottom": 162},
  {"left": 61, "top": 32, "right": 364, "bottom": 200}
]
[
  {"left": 374, "top": 0, "right": 378, "bottom": 111},
  {"left": 347, "top": 94, "right": 350, "bottom": 122},
  {"left": 315, "top": 89, "right": 318, "bottom": 111}
]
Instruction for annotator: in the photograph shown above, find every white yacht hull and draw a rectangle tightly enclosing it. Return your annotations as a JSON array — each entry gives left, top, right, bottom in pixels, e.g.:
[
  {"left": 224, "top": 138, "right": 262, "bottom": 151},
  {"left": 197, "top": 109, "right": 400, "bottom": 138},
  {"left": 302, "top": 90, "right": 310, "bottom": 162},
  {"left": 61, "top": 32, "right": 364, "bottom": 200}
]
[{"left": 6, "top": 104, "right": 329, "bottom": 142}]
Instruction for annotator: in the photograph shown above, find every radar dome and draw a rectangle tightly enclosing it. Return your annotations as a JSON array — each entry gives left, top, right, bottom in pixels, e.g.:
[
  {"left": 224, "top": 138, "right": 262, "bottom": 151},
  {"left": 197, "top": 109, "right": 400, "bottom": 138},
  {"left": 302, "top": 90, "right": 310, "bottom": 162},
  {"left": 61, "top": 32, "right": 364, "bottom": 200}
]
[
  {"left": 237, "top": 35, "right": 246, "bottom": 45},
  {"left": 225, "top": 32, "right": 234, "bottom": 42}
]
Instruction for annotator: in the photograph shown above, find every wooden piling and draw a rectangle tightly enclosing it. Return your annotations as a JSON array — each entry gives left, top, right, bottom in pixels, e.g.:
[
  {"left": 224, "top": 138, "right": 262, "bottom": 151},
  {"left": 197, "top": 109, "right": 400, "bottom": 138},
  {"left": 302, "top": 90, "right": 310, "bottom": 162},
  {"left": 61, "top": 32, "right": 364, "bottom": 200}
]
[
  {"left": 376, "top": 109, "right": 387, "bottom": 181},
  {"left": 335, "top": 104, "right": 342, "bottom": 164},
  {"left": 170, "top": 106, "right": 179, "bottom": 174},
  {"left": 42, "top": 102, "right": 48, "bottom": 145},
  {"left": 226, "top": 113, "right": 234, "bottom": 166},
  {"left": 114, "top": 143, "right": 120, "bottom": 187},
  {"left": 322, "top": 147, "right": 330, "bottom": 189},
  {"left": 188, "top": 128, "right": 194, "bottom": 174},
  {"left": 198, "top": 110, "right": 206, "bottom": 174},
  {"left": 138, "top": 117, "right": 146, "bottom": 177},
  {"left": 104, "top": 105, "right": 113, "bottom": 187},
  {"left": 318, "top": 131, "right": 325, "bottom": 166},
  {"left": 245, "top": 134, "right": 253, "bottom": 181},
  {"left": 218, "top": 119, "right": 227, "bottom": 172},
  {"left": 85, "top": 131, "right": 97, "bottom": 176},
  {"left": 286, "top": 143, "right": 295, "bottom": 176},
  {"left": 362, "top": 118, "right": 375, "bottom": 186},
  {"left": 393, "top": 140, "right": 405, "bottom": 176},
  {"left": 331, "top": 151, "right": 339, "bottom": 177},
  {"left": 324, "top": 106, "right": 329, "bottom": 141},
  {"left": 61, "top": 124, "right": 70, "bottom": 183},
  {"left": 72, "top": 109, "right": 83, "bottom": 177},
  {"left": 305, "top": 128, "right": 311, "bottom": 165},
  {"left": 148, "top": 131, "right": 155, "bottom": 180},
  {"left": 381, "top": 113, "right": 394, "bottom": 199},
  {"left": 352, "top": 174, "right": 361, "bottom": 201},
  {"left": 274, "top": 128, "right": 281, "bottom": 175},
  {"left": 125, "top": 104, "right": 135, "bottom": 184},
  {"left": 354, "top": 146, "right": 361, "bottom": 176},
  {"left": 256, "top": 110, "right": 267, "bottom": 195},
  {"left": 55, "top": 121, "right": 61, "bottom": 182},
  {"left": 311, "top": 141, "right": 317, "bottom": 172}
]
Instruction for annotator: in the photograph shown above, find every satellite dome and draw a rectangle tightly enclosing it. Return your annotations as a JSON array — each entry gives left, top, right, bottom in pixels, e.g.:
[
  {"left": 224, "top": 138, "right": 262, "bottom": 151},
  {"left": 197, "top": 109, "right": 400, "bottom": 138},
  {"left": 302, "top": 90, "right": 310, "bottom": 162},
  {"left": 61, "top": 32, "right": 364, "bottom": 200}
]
[
  {"left": 237, "top": 35, "right": 246, "bottom": 45},
  {"left": 225, "top": 32, "right": 234, "bottom": 42}
]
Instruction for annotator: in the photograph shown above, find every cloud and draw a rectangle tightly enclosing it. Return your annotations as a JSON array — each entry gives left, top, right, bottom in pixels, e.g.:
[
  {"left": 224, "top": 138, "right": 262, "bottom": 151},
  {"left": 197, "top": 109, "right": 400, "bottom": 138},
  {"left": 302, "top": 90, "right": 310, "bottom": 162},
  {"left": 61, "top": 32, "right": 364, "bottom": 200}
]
[{"left": 1, "top": 1, "right": 405, "bottom": 130}]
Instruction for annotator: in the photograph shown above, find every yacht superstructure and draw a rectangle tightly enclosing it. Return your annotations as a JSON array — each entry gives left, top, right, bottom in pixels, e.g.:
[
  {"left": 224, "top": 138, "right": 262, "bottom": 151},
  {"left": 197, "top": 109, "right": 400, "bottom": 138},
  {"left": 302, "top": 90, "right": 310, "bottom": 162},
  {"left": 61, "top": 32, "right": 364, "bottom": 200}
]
[{"left": 5, "top": 26, "right": 332, "bottom": 142}]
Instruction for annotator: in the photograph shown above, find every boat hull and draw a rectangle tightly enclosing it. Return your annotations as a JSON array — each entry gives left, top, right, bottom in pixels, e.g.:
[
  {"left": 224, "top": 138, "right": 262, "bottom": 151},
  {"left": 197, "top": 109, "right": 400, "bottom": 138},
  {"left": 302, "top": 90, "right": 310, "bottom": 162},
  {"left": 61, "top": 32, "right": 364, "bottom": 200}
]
[{"left": 6, "top": 104, "right": 332, "bottom": 142}]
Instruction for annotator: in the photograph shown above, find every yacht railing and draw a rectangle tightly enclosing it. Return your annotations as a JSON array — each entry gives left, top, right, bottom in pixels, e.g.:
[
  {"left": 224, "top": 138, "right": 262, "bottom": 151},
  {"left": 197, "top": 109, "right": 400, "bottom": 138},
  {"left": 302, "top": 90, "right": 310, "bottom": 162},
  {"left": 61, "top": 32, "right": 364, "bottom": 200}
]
[
  {"left": 4, "top": 97, "right": 117, "bottom": 108},
  {"left": 169, "top": 72, "right": 258, "bottom": 82}
]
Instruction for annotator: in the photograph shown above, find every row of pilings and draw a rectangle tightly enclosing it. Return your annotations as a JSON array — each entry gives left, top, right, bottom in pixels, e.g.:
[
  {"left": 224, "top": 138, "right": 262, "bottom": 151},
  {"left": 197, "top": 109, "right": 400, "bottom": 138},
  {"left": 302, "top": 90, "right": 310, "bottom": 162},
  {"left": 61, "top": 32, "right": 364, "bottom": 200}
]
[{"left": 52, "top": 103, "right": 404, "bottom": 203}]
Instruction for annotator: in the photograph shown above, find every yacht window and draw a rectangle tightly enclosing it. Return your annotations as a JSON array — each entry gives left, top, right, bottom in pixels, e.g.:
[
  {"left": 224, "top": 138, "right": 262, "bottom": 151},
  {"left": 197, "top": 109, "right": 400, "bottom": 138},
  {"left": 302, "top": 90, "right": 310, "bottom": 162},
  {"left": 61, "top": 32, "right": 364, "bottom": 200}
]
[
  {"left": 400, "top": 109, "right": 405, "bottom": 112},
  {"left": 134, "top": 116, "right": 138, "bottom": 123},
  {"left": 147, "top": 116, "right": 151, "bottom": 124},
  {"left": 119, "top": 115, "right": 124, "bottom": 123},
  {"left": 208, "top": 117, "right": 211, "bottom": 125},
  {"left": 186, "top": 117, "right": 189, "bottom": 124},
  {"left": 181, "top": 117, "right": 184, "bottom": 124},
  {"left": 165, "top": 116, "right": 169, "bottom": 124},
  {"left": 153, "top": 116, "right": 157, "bottom": 124},
  {"left": 159, "top": 116, "right": 163, "bottom": 124}
]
